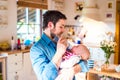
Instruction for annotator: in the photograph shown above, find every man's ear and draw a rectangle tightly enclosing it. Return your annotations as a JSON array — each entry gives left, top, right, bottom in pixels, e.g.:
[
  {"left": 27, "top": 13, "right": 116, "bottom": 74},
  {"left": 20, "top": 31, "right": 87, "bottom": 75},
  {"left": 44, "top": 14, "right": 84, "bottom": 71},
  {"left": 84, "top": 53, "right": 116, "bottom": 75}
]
[{"left": 48, "top": 22, "right": 54, "bottom": 29}]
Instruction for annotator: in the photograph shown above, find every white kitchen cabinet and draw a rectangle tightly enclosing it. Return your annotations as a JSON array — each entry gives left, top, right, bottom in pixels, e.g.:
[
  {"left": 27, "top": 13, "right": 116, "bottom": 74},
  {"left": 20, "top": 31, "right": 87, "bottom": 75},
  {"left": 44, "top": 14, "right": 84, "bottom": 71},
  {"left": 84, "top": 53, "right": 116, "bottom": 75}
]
[
  {"left": 7, "top": 53, "right": 23, "bottom": 80},
  {"left": 22, "top": 52, "right": 37, "bottom": 80},
  {"left": 7, "top": 71, "right": 23, "bottom": 80},
  {"left": 7, "top": 53, "right": 23, "bottom": 73},
  {"left": 6, "top": 52, "right": 36, "bottom": 80}
]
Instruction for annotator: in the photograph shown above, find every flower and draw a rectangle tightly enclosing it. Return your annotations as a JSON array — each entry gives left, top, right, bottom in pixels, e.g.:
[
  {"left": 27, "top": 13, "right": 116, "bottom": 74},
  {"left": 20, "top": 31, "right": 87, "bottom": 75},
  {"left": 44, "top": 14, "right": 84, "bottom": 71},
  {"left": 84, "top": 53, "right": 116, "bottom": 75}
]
[{"left": 100, "top": 40, "right": 117, "bottom": 64}]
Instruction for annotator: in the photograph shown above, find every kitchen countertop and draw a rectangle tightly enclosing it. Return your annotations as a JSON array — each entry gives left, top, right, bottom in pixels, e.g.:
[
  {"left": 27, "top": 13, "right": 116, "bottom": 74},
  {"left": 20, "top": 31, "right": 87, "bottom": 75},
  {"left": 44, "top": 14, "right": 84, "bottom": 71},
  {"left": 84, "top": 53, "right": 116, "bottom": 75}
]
[
  {"left": 0, "top": 55, "right": 7, "bottom": 58},
  {"left": 0, "top": 48, "right": 30, "bottom": 55},
  {"left": 0, "top": 43, "right": 100, "bottom": 55}
]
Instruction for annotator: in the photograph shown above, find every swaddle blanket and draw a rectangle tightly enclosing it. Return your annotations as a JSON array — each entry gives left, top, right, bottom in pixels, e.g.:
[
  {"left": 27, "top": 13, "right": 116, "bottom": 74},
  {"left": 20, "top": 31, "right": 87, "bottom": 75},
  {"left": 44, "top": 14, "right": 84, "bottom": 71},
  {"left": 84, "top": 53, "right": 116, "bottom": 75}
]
[{"left": 60, "top": 51, "right": 81, "bottom": 68}]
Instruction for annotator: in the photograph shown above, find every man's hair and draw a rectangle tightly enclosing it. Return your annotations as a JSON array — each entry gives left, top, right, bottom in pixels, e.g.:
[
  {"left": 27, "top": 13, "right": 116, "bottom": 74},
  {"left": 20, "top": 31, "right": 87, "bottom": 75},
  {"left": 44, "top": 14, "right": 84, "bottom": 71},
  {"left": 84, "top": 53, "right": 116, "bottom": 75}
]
[{"left": 43, "top": 10, "right": 67, "bottom": 30}]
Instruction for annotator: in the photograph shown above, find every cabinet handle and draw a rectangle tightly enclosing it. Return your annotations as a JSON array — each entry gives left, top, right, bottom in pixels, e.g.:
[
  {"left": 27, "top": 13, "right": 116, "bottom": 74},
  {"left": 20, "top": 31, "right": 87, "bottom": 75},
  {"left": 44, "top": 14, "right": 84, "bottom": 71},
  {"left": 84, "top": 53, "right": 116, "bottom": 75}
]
[
  {"left": 15, "top": 62, "right": 17, "bottom": 65},
  {"left": 14, "top": 75, "right": 19, "bottom": 80}
]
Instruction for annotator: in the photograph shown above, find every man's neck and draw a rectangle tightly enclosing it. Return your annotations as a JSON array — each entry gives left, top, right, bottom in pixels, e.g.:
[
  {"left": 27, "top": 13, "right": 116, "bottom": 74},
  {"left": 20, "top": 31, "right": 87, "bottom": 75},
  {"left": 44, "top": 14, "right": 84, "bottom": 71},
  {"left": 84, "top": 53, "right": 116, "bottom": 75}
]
[{"left": 44, "top": 29, "right": 52, "bottom": 40}]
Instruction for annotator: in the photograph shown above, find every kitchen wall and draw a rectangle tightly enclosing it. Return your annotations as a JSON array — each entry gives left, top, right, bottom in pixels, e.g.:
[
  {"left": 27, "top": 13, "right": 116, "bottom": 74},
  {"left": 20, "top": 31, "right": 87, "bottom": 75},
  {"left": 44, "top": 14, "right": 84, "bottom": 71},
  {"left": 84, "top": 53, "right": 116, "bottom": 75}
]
[
  {"left": 49, "top": 0, "right": 116, "bottom": 63},
  {"left": 63, "top": 0, "right": 116, "bottom": 33},
  {"left": 0, "top": 0, "right": 17, "bottom": 42},
  {"left": 0, "top": 0, "right": 116, "bottom": 42}
]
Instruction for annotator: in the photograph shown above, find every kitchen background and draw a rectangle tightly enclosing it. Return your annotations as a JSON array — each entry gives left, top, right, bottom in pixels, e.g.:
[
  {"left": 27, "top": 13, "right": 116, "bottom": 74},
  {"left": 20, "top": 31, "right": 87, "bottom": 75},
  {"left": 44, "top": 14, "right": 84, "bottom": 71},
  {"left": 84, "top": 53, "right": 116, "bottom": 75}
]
[
  {"left": 0, "top": 0, "right": 116, "bottom": 42},
  {"left": 0, "top": 0, "right": 119, "bottom": 80},
  {"left": 0, "top": 0, "right": 117, "bottom": 63}
]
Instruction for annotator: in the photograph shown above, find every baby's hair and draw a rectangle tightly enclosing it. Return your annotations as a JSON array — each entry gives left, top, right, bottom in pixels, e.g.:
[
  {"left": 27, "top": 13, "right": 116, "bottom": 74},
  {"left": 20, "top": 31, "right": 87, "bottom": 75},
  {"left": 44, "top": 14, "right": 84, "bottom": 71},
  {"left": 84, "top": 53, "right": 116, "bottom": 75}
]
[{"left": 71, "top": 44, "right": 90, "bottom": 60}]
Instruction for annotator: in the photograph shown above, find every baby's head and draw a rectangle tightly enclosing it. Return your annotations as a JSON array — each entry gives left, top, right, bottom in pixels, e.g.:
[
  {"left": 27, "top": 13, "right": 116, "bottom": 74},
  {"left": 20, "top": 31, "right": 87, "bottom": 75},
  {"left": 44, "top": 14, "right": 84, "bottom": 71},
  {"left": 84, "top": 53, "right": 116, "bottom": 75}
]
[{"left": 71, "top": 44, "right": 90, "bottom": 60}]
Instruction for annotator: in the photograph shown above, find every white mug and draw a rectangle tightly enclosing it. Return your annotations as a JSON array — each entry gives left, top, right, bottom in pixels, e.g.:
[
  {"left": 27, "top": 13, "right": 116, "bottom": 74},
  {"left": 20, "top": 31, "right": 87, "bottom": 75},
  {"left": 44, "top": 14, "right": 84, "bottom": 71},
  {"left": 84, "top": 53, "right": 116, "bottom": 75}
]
[
  {"left": 87, "top": 59, "right": 94, "bottom": 68},
  {"left": 115, "top": 65, "right": 120, "bottom": 72},
  {"left": 21, "top": 44, "right": 26, "bottom": 50}
]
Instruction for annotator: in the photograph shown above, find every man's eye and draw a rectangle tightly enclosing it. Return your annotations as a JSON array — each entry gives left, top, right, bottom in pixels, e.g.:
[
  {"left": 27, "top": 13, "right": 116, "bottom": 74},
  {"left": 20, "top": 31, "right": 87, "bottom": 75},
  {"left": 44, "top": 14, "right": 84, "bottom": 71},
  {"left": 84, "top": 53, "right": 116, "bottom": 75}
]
[
  {"left": 60, "top": 26, "right": 64, "bottom": 29},
  {"left": 60, "top": 27, "right": 63, "bottom": 28}
]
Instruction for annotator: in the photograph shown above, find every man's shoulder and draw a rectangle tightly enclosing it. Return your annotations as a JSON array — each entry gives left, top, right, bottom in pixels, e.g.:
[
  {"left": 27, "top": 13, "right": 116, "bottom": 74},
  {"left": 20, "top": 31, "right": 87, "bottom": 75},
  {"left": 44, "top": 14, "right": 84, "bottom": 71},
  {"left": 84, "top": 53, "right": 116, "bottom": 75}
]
[
  {"left": 32, "top": 39, "right": 45, "bottom": 49},
  {"left": 30, "top": 40, "right": 47, "bottom": 56}
]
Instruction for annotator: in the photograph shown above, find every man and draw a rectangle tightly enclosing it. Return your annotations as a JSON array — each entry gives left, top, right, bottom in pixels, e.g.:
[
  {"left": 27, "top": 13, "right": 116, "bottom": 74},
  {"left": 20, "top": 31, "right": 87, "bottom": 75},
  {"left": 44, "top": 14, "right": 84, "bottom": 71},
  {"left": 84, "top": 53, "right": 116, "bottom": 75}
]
[{"left": 30, "top": 10, "right": 89, "bottom": 80}]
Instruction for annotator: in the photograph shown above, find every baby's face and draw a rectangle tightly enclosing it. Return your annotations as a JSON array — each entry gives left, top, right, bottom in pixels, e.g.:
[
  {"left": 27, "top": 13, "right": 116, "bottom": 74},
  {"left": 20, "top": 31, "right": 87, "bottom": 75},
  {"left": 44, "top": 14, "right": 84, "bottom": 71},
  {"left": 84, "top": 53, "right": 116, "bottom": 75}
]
[
  {"left": 71, "top": 44, "right": 90, "bottom": 60},
  {"left": 80, "top": 52, "right": 90, "bottom": 60}
]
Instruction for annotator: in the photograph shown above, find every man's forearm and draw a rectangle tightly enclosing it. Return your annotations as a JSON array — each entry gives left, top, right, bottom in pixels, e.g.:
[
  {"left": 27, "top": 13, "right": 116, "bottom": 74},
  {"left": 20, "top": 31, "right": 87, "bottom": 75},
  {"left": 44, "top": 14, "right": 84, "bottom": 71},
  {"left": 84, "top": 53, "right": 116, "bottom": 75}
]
[{"left": 52, "top": 52, "right": 63, "bottom": 69}]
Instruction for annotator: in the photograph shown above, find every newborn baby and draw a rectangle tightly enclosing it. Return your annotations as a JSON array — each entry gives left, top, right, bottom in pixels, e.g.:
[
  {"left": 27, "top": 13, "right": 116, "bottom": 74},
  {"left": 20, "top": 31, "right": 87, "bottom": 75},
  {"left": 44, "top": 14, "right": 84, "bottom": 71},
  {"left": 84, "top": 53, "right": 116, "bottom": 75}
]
[
  {"left": 53, "top": 35, "right": 90, "bottom": 68},
  {"left": 60, "top": 44, "right": 90, "bottom": 68},
  {"left": 55, "top": 44, "right": 90, "bottom": 80}
]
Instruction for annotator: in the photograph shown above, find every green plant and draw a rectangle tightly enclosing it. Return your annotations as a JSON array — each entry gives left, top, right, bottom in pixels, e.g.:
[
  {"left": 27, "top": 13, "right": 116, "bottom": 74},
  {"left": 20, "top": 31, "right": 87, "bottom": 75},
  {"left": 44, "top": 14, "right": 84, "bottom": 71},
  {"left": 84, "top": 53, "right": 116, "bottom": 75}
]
[{"left": 100, "top": 40, "right": 116, "bottom": 64}]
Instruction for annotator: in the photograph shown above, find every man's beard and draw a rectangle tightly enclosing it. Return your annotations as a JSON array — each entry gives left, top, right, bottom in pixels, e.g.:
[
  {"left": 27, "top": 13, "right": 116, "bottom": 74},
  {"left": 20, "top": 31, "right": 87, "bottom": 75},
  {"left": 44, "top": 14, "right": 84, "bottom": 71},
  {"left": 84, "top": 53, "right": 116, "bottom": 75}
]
[
  {"left": 50, "top": 31, "right": 64, "bottom": 42},
  {"left": 51, "top": 32, "right": 56, "bottom": 39},
  {"left": 50, "top": 32, "right": 59, "bottom": 43}
]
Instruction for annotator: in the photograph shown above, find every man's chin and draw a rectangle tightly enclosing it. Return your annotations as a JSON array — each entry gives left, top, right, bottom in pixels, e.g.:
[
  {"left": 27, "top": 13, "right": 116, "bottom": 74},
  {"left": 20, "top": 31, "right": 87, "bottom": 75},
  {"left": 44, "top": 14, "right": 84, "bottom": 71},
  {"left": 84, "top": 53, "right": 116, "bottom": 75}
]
[{"left": 51, "top": 33, "right": 56, "bottom": 39}]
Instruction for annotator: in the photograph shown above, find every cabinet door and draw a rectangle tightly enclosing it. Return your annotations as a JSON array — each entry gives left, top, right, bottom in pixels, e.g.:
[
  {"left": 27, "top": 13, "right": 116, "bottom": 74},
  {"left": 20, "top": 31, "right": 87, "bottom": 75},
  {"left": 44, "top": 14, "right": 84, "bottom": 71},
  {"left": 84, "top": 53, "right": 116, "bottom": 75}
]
[
  {"left": 7, "top": 53, "right": 23, "bottom": 73},
  {"left": 22, "top": 52, "right": 37, "bottom": 80},
  {"left": 7, "top": 53, "right": 22, "bottom": 64},
  {"left": 7, "top": 53, "right": 23, "bottom": 80},
  {"left": 7, "top": 61, "right": 23, "bottom": 73},
  {"left": 7, "top": 71, "right": 23, "bottom": 80}
]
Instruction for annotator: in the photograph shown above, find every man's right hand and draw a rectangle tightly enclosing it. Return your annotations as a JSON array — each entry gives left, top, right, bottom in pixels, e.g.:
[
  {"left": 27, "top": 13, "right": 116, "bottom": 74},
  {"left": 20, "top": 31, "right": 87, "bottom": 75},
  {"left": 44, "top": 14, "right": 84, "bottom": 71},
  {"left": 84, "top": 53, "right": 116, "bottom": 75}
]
[
  {"left": 52, "top": 37, "right": 68, "bottom": 69},
  {"left": 56, "top": 37, "right": 68, "bottom": 56}
]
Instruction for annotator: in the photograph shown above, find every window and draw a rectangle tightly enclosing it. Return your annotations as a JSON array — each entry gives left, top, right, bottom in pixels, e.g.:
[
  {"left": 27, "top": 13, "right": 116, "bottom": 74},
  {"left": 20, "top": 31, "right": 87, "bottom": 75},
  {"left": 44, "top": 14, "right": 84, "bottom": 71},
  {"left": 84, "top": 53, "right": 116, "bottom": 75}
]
[{"left": 17, "top": 7, "right": 47, "bottom": 43}]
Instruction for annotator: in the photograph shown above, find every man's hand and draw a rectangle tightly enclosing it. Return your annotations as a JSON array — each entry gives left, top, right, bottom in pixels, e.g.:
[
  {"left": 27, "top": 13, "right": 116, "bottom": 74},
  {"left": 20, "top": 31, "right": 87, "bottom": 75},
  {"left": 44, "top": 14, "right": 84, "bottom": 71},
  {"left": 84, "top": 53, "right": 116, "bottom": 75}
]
[
  {"left": 56, "top": 37, "right": 68, "bottom": 56},
  {"left": 52, "top": 37, "right": 68, "bottom": 69}
]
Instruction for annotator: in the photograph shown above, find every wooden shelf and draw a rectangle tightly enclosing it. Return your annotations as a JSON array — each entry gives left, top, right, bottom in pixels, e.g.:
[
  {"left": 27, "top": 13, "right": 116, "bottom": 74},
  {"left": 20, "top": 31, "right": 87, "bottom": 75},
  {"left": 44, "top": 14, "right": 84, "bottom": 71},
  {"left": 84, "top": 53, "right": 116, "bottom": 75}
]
[
  {"left": 17, "top": 0, "right": 48, "bottom": 9},
  {"left": 87, "top": 69, "right": 120, "bottom": 80}
]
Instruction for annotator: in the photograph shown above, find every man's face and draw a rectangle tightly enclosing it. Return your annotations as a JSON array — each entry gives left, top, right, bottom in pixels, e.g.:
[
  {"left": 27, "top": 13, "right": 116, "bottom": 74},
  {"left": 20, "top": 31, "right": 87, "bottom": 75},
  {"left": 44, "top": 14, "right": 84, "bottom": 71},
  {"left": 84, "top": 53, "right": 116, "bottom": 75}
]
[{"left": 51, "top": 19, "right": 66, "bottom": 38}]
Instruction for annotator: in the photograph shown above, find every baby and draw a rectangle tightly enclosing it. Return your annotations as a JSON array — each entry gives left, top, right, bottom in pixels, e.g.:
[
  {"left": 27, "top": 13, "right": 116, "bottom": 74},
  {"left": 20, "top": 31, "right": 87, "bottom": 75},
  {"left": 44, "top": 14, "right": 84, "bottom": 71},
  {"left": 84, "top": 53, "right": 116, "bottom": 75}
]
[
  {"left": 55, "top": 44, "right": 90, "bottom": 80},
  {"left": 60, "top": 44, "right": 90, "bottom": 68},
  {"left": 53, "top": 36, "right": 90, "bottom": 68}
]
